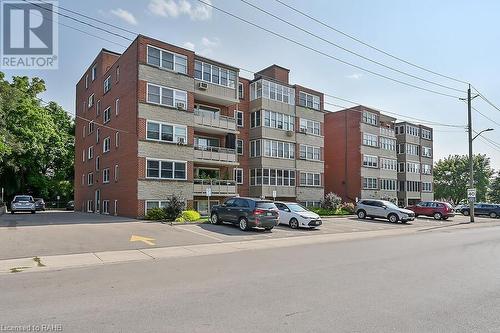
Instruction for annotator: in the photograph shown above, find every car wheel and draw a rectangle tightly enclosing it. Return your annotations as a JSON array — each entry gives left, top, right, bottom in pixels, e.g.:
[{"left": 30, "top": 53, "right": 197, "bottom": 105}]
[
  {"left": 210, "top": 213, "right": 221, "bottom": 224},
  {"left": 433, "top": 212, "right": 442, "bottom": 220},
  {"left": 289, "top": 218, "right": 299, "bottom": 229},
  {"left": 239, "top": 217, "right": 250, "bottom": 231},
  {"left": 388, "top": 213, "right": 398, "bottom": 223},
  {"left": 357, "top": 210, "right": 366, "bottom": 219},
  {"left": 462, "top": 210, "right": 470, "bottom": 216},
  {"left": 489, "top": 212, "right": 498, "bottom": 218}
]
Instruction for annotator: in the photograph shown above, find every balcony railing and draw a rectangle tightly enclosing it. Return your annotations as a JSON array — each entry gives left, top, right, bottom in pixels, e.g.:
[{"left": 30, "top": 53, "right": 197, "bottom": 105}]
[
  {"left": 193, "top": 145, "right": 237, "bottom": 163},
  {"left": 193, "top": 111, "right": 237, "bottom": 132},
  {"left": 193, "top": 179, "right": 237, "bottom": 196}
]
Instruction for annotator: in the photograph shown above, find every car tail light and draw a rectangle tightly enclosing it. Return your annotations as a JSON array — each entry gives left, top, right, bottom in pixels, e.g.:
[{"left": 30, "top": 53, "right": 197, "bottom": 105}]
[{"left": 253, "top": 209, "right": 266, "bottom": 216}]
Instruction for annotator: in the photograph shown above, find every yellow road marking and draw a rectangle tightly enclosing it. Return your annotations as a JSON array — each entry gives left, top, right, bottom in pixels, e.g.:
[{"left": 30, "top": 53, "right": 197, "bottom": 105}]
[{"left": 130, "top": 235, "right": 156, "bottom": 246}]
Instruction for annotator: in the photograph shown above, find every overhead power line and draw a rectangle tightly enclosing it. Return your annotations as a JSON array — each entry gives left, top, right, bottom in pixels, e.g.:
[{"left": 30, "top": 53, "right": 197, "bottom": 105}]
[
  {"left": 239, "top": 0, "right": 464, "bottom": 94},
  {"left": 274, "top": 0, "right": 469, "bottom": 85},
  {"left": 471, "top": 85, "right": 500, "bottom": 114},
  {"left": 196, "top": 0, "right": 461, "bottom": 99}
]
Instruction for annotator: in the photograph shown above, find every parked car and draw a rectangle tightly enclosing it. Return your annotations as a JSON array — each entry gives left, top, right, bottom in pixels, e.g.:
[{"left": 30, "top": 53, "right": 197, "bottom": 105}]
[
  {"left": 66, "top": 200, "right": 75, "bottom": 211},
  {"left": 356, "top": 199, "right": 415, "bottom": 223},
  {"left": 34, "top": 198, "right": 46, "bottom": 211},
  {"left": 210, "top": 197, "right": 279, "bottom": 231},
  {"left": 274, "top": 201, "right": 322, "bottom": 229},
  {"left": 10, "top": 195, "right": 36, "bottom": 214},
  {"left": 406, "top": 201, "right": 455, "bottom": 220},
  {"left": 460, "top": 203, "right": 500, "bottom": 218}
]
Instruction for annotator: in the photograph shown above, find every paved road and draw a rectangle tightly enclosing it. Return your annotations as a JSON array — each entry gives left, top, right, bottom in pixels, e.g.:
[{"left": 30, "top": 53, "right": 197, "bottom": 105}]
[
  {"left": 1, "top": 224, "right": 499, "bottom": 332},
  {"left": 0, "top": 211, "right": 489, "bottom": 260}
]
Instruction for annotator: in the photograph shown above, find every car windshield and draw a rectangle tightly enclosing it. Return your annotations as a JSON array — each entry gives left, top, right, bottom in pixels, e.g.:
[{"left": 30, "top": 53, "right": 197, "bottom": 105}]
[
  {"left": 286, "top": 203, "right": 308, "bottom": 212},
  {"left": 14, "top": 196, "right": 32, "bottom": 202},
  {"left": 382, "top": 201, "right": 399, "bottom": 209},
  {"left": 256, "top": 202, "right": 277, "bottom": 209}
]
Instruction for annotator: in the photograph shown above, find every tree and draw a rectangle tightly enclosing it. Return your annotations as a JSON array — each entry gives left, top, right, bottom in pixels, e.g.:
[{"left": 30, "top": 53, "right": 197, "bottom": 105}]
[
  {"left": 434, "top": 154, "right": 493, "bottom": 204},
  {"left": 0, "top": 72, "right": 74, "bottom": 203},
  {"left": 488, "top": 174, "right": 500, "bottom": 203}
]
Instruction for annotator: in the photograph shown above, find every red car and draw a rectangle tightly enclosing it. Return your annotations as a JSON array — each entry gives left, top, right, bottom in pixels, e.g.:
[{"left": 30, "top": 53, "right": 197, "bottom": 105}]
[{"left": 406, "top": 201, "right": 455, "bottom": 220}]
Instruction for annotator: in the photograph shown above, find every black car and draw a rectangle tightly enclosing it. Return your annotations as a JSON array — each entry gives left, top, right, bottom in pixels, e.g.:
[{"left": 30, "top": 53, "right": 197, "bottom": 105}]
[
  {"left": 210, "top": 197, "right": 279, "bottom": 231},
  {"left": 34, "top": 198, "right": 45, "bottom": 211},
  {"left": 460, "top": 203, "right": 500, "bottom": 218},
  {"left": 66, "top": 200, "right": 75, "bottom": 211}
]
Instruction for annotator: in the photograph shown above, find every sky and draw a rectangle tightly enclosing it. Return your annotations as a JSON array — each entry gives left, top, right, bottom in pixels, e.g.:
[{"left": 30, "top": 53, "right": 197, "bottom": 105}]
[{"left": 3, "top": 0, "right": 500, "bottom": 168}]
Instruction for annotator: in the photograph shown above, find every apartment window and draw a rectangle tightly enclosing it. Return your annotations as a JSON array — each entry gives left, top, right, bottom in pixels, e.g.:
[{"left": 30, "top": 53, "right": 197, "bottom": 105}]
[
  {"left": 114, "top": 165, "right": 119, "bottom": 182},
  {"left": 397, "top": 144, "right": 404, "bottom": 154},
  {"left": 236, "top": 139, "right": 243, "bottom": 155},
  {"left": 102, "top": 200, "right": 109, "bottom": 214},
  {"left": 300, "top": 172, "right": 321, "bottom": 186},
  {"left": 95, "top": 156, "right": 100, "bottom": 171},
  {"left": 362, "top": 111, "right": 378, "bottom": 126},
  {"left": 146, "top": 159, "right": 186, "bottom": 180},
  {"left": 263, "top": 110, "right": 294, "bottom": 131},
  {"left": 147, "top": 45, "right": 187, "bottom": 74},
  {"left": 115, "top": 132, "right": 119, "bottom": 147},
  {"left": 405, "top": 143, "right": 419, "bottom": 156},
  {"left": 103, "top": 168, "right": 110, "bottom": 183},
  {"left": 88, "top": 121, "right": 95, "bottom": 134},
  {"left": 250, "top": 110, "right": 261, "bottom": 128},
  {"left": 299, "top": 119, "right": 320, "bottom": 135},
  {"left": 362, "top": 133, "right": 378, "bottom": 147},
  {"left": 422, "top": 146, "right": 432, "bottom": 158},
  {"left": 422, "top": 164, "right": 432, "bottom": 175},
  {"left": 96, "top": 100, "right": 101, "bottom": 115},
  {"left": 87, "top": 172, "right": 94, "bottom": 186},
  {"left": 116, "top": 66, "right": 120, "bottom": 82},
  {"left": 103, "top": 137, "right": 110, "bottom": 153},
  {"left": 363, "top": 177, "right": 378, "bottom": 190},
  {"left": 380, "top": 179, "right": 396, "bottom": 191},
  {"left": 87, "top": 94, "right": 95, "bottom": 108},
  {"left": 422, "top": 182, "right": 433, "bottom": 192},
  {"left": 250, "top": 139, "right": 261, "bottom": 157},
  {"left": 234, "top": 168, "right": 243, "bottom": 184},
  {"left": 421, "top": 129, "right": 432, "bottom": 140},
  {"left": 380, "top": 137, "right": 396, "bottom": 151},
  {"left": 87, "top": 146, "right": 94, "bottom": 160},
  {"left": 298, "top": 91, "right": 320, "bottom": 110},
  {"left": 380, "top": 158, "right": 397, "bottom": 171},
  {"left": 104, "top": 75, "right": 111, "bottom": 94},
  {"left": 250, "top": 168, "right": 295, "bottom": 186},
  {"left": 87, "top": 200, "right": 94, "bottom": 212},
  {"left": 103, "top": 107, "right": 111, "bottom": 123},
  {"left": 250, "top": 79, "right": 295, "bottom": 105},
  {"left": 398, "top": 162, "right": 405, "bottom": 173},
  {"left": 407, "top": 181, "right": 420, "bottom": 192},
  {"left": 115, "top": 98, "right": 119, "bottom": 116},
  {"left": 96, "top": 128, "right": 100, "bottom": 143},
  {"left": 235, "top": 111, "right": 244, "bottom": 127},
  {"left": 147, "top": 83, "right": 187, "bottom": 109},
  {"left": 363, "top": 155, "right": 378, "bottom": 168},
  {"left": 85, "top": 74, "right": 89, "bottom": 89},
  {"left": 146, "top": 121, "right": 187, "bottom": 144},
  {"left": 407, "top": 162, "right": 420, "bottom": 174},
  {"left": 406, "top": 125, "right": 419, "bottom": 136},
  {"left": 300, "top": 145, "right": 321, "bottom": 161},
  {"left": 262, "top": 139, "right": 295, "bottom": 159},
  {"left": 238, "top": 82, "right": 244, "bottom": 99},
  {"left": 91, "top": 64, "right": 97, "bottom": 81},
  {"left": 194, "top": 60, "right": 236, "bottom": 88}
]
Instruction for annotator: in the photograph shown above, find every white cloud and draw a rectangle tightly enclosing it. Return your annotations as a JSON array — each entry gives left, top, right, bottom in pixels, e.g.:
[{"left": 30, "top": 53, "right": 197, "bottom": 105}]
[
  {"left": 147, "top": 0, "right": 212, "bottom": 20},
  {"left": 110, "top": 8, "right": 138, "bottom": 25},
  {"left": 183, "top": 41, "right": 195, "bottom": 51},
  {"left": 346, "top": 73, "right": 363, "bottom": 80},
  {"left": 201, "top": 37, "right": 219, "bottom": 48}
]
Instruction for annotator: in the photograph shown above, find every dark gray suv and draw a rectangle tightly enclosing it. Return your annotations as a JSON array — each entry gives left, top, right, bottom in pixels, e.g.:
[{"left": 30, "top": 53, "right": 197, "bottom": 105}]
[{"left": 210, "top": 197, "right": 279, "bottom": 231}]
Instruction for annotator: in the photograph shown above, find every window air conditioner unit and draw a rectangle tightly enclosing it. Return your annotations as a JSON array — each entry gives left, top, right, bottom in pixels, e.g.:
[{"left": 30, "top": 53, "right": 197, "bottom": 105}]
[
  {"left": 286, "top": 130, "right": 294, "bottom": 137},
  {"left": 299, "top": 128, "right": 307, "bottom": 133},
  {"left": 198, "top": 82, "right": 208, "bottom": 90},
  {"left": 176, "top": 102, "right": 186, "bottom": 110},
  {"left": 177, "top": 137, "right": 186, "bottom": 145}
]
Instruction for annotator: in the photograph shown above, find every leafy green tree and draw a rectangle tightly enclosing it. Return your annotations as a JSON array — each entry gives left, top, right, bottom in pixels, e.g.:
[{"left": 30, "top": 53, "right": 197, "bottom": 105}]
[
  {"left": 488, "top": 175, "right": 500, "bottom": 203},
  {"left": 0, "top": 72, "right": 74, "bottom": 203},
  {"left": 434, "top": 154, "right": 493, "bottom": 204}
]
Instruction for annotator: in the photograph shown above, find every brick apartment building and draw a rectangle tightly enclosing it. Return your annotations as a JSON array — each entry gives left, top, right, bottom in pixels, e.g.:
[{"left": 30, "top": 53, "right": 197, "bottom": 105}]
[
  {"left": 74, "top": 35, "right": 325, "bottom": 218},
  {"left": 324, "top": 106, "right": 434, "bottom": 206}
]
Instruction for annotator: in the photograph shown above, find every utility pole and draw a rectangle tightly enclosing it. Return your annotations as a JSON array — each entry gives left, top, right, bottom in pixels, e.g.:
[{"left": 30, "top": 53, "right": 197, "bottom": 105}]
[{"left": 467, "top": 84, "right": 475, "bottom": 223}]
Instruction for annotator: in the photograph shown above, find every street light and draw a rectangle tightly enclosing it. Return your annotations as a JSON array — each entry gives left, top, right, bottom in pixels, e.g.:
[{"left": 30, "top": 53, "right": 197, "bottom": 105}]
[{"left": 468, "top": 127, "right": 494, "bottom": 223}]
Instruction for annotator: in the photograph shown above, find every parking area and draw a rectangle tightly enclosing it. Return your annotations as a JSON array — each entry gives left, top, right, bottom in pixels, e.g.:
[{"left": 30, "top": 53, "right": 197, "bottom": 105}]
[{"left": 0, "top": 210, "right": 497, "bottom": 260}]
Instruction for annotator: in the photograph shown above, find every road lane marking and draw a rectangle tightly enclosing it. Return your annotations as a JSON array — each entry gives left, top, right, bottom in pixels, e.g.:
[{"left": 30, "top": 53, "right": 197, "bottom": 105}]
[
  {"left": 174, "top": 226, "right": 224, "bottom": 242},
  {"left": 130, "top": 235, "right": 156, "bottom": 246}
]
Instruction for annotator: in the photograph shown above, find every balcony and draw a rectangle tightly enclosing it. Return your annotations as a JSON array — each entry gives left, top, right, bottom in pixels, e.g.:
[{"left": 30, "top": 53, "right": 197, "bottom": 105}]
[
  {"left": 193, "top": 111, "right": 237, "bottom": 134},
  {"left": 193, "top": 179, "right": 237, "bottom": 196},
  {"left": 193, "top": 145, "right": 238, "bottom": 165},
  {"left": 194, "top": 80, "right": 238, "bottom": 106},
  {"left": 380, "top": 127, "right": 395, "bottom": 137}
]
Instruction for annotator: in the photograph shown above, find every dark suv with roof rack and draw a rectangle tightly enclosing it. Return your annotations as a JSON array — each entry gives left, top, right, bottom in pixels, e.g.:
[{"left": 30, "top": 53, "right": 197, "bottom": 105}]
[{"left": 210, "top": 197, "right": 279, "bottom": 231}]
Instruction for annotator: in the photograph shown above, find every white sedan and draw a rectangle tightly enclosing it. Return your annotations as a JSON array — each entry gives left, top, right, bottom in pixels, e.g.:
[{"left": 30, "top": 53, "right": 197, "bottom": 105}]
[{"left": 274, "top": 202, "right": 322, "bottom": 229}]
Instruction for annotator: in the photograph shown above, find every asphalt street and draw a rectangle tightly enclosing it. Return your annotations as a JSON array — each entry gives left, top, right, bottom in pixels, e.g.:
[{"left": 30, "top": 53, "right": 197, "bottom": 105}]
[{"left": 1, "top": 223, "right": 500, "bottom": 332}]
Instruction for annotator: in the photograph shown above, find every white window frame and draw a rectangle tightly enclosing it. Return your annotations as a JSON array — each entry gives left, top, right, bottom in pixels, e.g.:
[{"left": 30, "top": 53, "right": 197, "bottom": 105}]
[
  {"left": 299, "top": 145, "right": 321, "bottom": 161},
  {"left": 379, "top": 179, "right": 397, "bottom": 191},
  {"left": 147, "top": 45, "right": 188, "bottom": 74},
  {"left": 234, "top": 168, "right": 243, "bottom": 185},
  {"left": 299, "top": 172, "right": 321, "bottom": 187},
  {"left": 87, "top": 94, "right": 95, "bottom": 108},
  {"left": 421, "top": 128, "right": 432, "bottom": 140},
  {"left": 104, "top": 75, "right": 111, "bottom": 94},
  {"left": 362, "top": 133, "right": 378, "bottom": 147},
  {"left": 299, "top": 91, "right": 320, "bottom": 110},
  {"left": 238, "top": 82, "right": 244, "bottom": 99},
  {"left": 87, "top": 200, "right": 93, "bottom": 212},
  {"left": 235, "top": 110, "right": 244, "bottom": 127},
  {"left": 103, "top": 168, "right": 110, "bottom": 183},
  {"left": 115, "top": 132, "right": 119, "bottom": 147},
  {"left": 146, "top": 158, "right": 187, "bottom": 180},
  {"left": 380, "top": 137, "right": 396, "bottom": 151},
  {"left": 102, "top": 200, "right": 109, "bottom": 214},
  {"left": 91, "top": 64, "right": 97, "bottom": 81},
  {"left": 422, "top": 146, "right": 432, "bottom": 158},
  {"left": 87, "top": 146, "right": 94, "bottom": 160},
  {"left": 85, "top": 74, "right": 89, "bottom": 89},
  {"left": 87, "top": 173, "right": 94, "bottom": 186},
  {"left": 262, "top": 139, "right": 295, "bottom": 159},
  {"left": 194, "top": 60, "right": 236, "bottom": 88},
  {"left": 114, "top": 165, "right": 119, "bottom": 182},
  {"left": 362, "top": 111, "right": 378, "bottom": 126},
  {"left": 103, "top": 137, "right": 110, "bottom": 153},
  {"left": 250, "top": 79, "right": 295, "bottom": 105},
  {"left": 146, "top": 120, "right": 187, "bottom": 144},
  {"left": 103, "top": 107, "right": 111, "bottom": 124},
  {"left": 236, "top": 139, "right": 243, "bottom": 155},
  {"left": 262, "top": 110, "right": 294, "bottom": 131},
  {"left": 299, "top": 118, "right": 321, "bottom": 136},
  {"left": 146, "top": 83, "right": 187, "bottom": 108},
  {"left": 115, "top": 98, "right": 119, "bottom": 116},
  {"left": 116, "top": 66, "right": 120, "bottom": 82},
  {"left": 363, "top": 177, "right": 378, "bottom": 190},
  {"left": 362, "top": 155, "right": 378, "bottom": 168},
  {"left": 95, "top": 156, "right": 100, "bottom": 171},
  {"left": 380, "top": 158, "right": 397, "bottom": 171}
]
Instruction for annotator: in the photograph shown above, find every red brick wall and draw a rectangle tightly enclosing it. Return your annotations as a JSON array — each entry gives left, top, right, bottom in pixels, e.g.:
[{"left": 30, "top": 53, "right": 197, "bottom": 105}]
[
  {"left": 255, "top": 65, "right": 289, "bottom": 84},
  {"left": 234, "top": 77, "right": 251, "bottom": 196}
]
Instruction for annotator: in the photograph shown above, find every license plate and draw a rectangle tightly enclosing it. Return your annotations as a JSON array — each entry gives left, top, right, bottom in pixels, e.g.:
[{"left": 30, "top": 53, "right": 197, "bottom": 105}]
[{"left": 266, "top": 212, "right": 272, "bottom": 216}]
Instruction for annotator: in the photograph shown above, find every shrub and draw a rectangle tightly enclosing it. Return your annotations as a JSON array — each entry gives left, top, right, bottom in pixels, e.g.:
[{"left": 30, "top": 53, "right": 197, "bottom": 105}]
[
  {"left": 175, "top": 217, "right": 186, "bottom": 223},
  {"left": 145, "top": 207, "right": 166, "bottom": 221},
  {"left": 164, "top": 195, "right": 185, "bottom": 221},
  {"left": 341, "top": 202, "right": 356, "bottom": 214},
  {"left": 182, "top": 210, "right": 201, "bottom": 222},
  {"left": 321, "top": 192, "right": 342, "bottom": 210}
]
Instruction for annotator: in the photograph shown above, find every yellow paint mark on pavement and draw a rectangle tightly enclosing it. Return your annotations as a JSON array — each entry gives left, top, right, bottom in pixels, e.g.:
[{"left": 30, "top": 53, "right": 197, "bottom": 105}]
[{"left": 130, "top": 235, "right": 156, "bottom": 246}]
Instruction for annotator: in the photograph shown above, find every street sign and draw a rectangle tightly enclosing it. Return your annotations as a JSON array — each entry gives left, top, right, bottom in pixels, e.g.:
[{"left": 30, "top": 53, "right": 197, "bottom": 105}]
[
  {"left": 272, "top": 190, "right": 277, "bottom": 199},
  {"left": 206, "top": 187, "right": 212, "bottom": 197},
  {"left": 467, "top": 188, "right": 476, "bottom": 199}
]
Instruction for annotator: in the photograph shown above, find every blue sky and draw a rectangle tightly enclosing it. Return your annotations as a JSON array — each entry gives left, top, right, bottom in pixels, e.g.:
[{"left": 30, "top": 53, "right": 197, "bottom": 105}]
[{"left": 3, "top": 0, "right": 500, "bottom": 168}]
